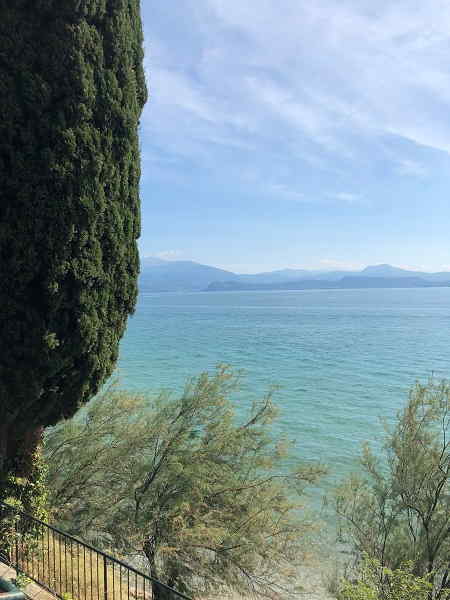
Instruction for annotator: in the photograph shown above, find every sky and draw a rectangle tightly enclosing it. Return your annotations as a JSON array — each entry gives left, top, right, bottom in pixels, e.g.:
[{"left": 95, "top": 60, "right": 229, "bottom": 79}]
[{"left": 138, "top": 0, "right": 450, "bottom": 274}]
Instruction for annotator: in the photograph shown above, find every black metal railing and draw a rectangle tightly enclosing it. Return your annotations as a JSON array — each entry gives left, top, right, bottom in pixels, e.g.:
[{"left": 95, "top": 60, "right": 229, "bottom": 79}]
[{"left": 0, "top": 502, "right": 191, "bottom": 600}]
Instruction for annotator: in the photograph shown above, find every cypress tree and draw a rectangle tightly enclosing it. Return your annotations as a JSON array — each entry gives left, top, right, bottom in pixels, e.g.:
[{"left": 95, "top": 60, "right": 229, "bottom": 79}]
[{"left": 0, "top": 0, "right": 147, "bottom": 505}]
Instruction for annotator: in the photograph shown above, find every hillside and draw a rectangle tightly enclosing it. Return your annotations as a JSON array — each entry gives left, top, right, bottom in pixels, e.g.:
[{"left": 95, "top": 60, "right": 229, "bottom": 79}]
[
  {"left": 139, "top": 260, "right": 238, "bottom": 292},
  {"left": 139, "top": 258, "right": 450, "bottom": 292}
]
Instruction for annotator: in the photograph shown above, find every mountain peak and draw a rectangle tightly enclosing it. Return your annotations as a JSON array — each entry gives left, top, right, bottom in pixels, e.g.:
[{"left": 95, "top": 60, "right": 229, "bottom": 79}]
[{"left": 361, "top": 264, "right": 409, "bottom": 276}]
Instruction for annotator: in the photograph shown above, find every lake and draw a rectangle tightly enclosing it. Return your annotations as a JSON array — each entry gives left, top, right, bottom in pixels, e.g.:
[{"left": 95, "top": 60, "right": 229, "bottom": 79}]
[{"left": 117, "top": 287, "right": 450, "bottom": 487}]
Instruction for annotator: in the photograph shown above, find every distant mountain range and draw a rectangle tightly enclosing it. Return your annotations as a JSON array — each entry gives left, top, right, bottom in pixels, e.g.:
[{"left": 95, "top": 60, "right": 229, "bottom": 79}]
[{"left": 139, "top": 258, "right": 450, "bottom": 292}]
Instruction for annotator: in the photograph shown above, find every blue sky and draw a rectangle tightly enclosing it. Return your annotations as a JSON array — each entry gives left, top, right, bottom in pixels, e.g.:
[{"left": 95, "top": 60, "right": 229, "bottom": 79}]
[{"left": 138, "top": 0, "right": 450, "bottom": 274}]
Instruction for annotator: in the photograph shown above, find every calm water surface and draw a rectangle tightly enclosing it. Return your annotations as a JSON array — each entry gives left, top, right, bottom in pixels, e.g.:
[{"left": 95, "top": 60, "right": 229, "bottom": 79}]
[{"left": 117, "top": 288, "right": 450, "bottom": 485}]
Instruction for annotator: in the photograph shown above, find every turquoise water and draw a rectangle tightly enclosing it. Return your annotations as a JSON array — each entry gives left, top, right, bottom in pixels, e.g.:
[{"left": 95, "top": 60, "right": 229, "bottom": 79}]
[{"left": 117, "top": 287, "right": 450, "bottom": 483}]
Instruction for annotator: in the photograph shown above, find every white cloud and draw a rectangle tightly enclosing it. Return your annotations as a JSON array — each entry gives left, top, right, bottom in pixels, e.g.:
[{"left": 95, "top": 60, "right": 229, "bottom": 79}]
[
  {"left": 394, "top": 159, "right": 428, "bottom": 178},
  {"left": 149, "top": 67, "right": 219, "bottom": 123},
  {"left": 328, "top": 192, "right": 362, "bottom": 203},
  {"left": 267, "top": 183, "right": 305, "bottom": 202},
  {"left": 396, "top": 263, "right": 426, "bottom": 271},
  {"left": 142, "top": 0, "right": 450, "bottom": 197},
  {"left": 206, "top": 0, "right": 450, "bottom": 157},
  {"left": 154, "top": 250, "right": 184, "bottom": 261},
  {"left": 319, "top": 258, "right": 364, "bottom": 270}
]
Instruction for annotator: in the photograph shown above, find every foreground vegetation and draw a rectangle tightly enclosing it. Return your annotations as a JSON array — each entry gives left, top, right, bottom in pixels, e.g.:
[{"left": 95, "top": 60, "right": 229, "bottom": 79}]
[
  {"left": 17, "top": 371, "right": 446, "bottom": 600},
  {"left": 334, "top": 380, "right": 449, "bottom": 599},
  {"left": 45, "top": 366, "right": 325, "bottom": 599},
  {"left": 338, "top": 557, "right": 440, "bottom": 600}
]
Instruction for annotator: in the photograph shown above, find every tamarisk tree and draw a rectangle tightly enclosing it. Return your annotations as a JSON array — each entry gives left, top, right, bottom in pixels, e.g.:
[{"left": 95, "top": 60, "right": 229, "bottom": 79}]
[
  {"left": 0, "top": 0, "right": 147, "bottom": 507},
  {"left": 45, "top": 367, "right": 326, "bottom": 600},
  {"left": 334, "top": 380, "right": 450, "bottom": 599}
]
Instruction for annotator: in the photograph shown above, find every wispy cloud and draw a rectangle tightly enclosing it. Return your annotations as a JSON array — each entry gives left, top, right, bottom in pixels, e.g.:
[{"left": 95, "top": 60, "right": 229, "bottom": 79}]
[
  {"left": 205, "top": 0, "right": 450, "bottom": 153},
  {"left": 141, "top": 0, "right": 450, "bottom": 208},
  {"left": 266, "top": 183, "right": 305, "bottom": 202},
  {"left": 154, "top": 250, "right": 184, "bottom": 261},
  {"left": 328, "top": 192, "right": 362, "bottom": 204},
  {"left": 395, "top": 159, "right": 428, "bottom": 178}
]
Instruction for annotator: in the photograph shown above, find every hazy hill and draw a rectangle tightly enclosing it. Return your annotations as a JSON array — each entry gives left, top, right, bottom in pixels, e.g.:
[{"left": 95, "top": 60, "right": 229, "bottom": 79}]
[
  {"left": 139, "top": 258, "right": 450, "bottom": 292},
  {"left": 139, "top": 259, "right": 238, "bottom": 292},
  {"left": 353, "top": 264, "right": 450, "bottom": 283},
  {"left": 359, "top": 264, "right": 418, "bottom": 277},
  {"left": 238, "top": 268, "right": 316, "bottom": 284}
]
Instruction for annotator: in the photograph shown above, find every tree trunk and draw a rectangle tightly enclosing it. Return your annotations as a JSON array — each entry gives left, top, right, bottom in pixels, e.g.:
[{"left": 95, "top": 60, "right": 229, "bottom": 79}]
[
  {"left": 143, "top": 535, "right": 174, "bottom": 600},
  {"left": 0, "top": 424, "right": 8, "bottom": 481},
  {"left": 0, "top": 424, "right": 44, "bottom": 509},
  {"left": 0, "top": 424, "right": 45, "bottom": 563},
  {"left": 151, "top": 580, "right": 173, "bottom": 600}
]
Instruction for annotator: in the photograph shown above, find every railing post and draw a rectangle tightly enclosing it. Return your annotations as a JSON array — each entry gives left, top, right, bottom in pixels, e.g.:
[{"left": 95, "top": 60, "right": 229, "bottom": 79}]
[
  {"left": 14, "top": 519, "right": 18, "bottom": 570},
  {"left": 103, "top": 555, "right": 108, "bottom": 600}
]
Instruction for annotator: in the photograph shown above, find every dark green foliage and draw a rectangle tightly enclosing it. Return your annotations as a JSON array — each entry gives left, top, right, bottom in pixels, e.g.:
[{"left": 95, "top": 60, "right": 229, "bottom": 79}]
[{"left": 0, "top": 0, "right": 147, "bottom": 465}]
